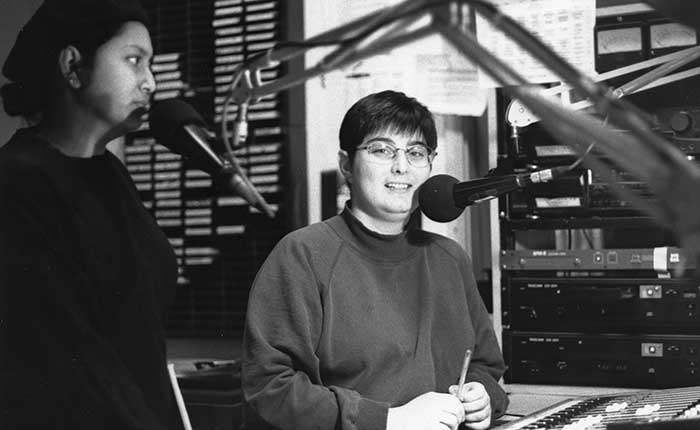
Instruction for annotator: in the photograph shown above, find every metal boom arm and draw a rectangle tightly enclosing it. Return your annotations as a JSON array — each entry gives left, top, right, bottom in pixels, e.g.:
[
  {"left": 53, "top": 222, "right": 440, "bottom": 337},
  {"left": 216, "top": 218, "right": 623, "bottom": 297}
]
[{"left": 224, "top": 0, "right": 700, "bottom": 273}]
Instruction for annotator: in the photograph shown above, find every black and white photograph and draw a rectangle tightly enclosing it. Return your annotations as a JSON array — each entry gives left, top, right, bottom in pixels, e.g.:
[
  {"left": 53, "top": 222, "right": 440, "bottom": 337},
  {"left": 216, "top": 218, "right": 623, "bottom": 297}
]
[{"left": 2, "top": 0, "right": 700, "bottom": 429}]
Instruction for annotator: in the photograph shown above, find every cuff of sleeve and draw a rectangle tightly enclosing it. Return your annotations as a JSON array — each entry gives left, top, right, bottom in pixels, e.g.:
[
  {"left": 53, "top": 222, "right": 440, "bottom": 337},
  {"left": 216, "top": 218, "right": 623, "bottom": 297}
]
[
  {"left": 355, "top": 397, "right": 389, "bottom": 430},
  {"left": 467, "top": 370, "right": 509, "bottom": 418}
]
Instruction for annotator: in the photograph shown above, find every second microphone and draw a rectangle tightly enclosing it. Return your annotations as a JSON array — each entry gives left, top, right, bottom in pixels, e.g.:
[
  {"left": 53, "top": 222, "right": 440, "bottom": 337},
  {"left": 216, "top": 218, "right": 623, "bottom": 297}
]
[
  {"left": 419, "top": 166, "right": 570, "bottom": 223},
  {"left": 149, "top": 99, "right": 275, "bottom": 218}
]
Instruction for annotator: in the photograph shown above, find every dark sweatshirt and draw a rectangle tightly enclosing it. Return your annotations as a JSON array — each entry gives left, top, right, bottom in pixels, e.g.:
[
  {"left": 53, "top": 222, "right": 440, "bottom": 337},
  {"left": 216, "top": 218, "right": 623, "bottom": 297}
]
[
  {"left": 243, "top": 207, "right": 508, "bottom": 430},
  {"left": 0, "top": 129, "right": 182, "bottom": 430}
]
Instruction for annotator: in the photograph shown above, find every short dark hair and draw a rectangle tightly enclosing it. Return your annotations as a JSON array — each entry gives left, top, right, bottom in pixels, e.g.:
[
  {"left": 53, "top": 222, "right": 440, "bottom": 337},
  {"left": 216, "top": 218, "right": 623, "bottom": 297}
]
[
  {"left": 1, "top": 0, "right": 150, "bottom": 118},
  {"left": 339, "top": 90, "right": 437, "bottom": 160}
]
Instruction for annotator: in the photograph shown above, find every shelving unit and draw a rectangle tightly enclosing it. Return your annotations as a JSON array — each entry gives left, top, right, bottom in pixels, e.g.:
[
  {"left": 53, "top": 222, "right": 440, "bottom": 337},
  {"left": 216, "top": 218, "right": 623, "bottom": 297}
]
[{"left": 490, "top": 5, "right": 700, "bottom": 389}]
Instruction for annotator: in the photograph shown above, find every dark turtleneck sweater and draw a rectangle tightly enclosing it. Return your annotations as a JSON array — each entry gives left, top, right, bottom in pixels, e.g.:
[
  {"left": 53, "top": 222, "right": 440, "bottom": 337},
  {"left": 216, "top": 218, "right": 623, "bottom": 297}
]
[
  {"left": 242, "top": 206, "right": 508, "bottom": 430},
  {"left": 0, "top": 129, "right": 182, "bottom": 430}
]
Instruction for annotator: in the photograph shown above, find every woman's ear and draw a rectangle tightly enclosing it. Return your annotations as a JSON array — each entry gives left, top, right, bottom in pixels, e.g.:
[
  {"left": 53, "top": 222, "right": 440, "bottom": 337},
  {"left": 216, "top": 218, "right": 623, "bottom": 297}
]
[
  {"left": 58, "top": 45, "right": 84, "bottom": 89},
  {"left": 338, "top": 149, "right": 353, "bottom": 185}
]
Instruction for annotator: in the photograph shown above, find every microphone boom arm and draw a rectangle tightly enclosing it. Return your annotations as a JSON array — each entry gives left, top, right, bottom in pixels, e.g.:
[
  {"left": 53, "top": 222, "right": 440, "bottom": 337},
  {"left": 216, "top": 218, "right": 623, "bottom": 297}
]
[
  {"left": 228, "top": 0, "right": 438, "bottom": 106},
  {"left": 225, "top": 0, "right": 700, "bottom": 268}
]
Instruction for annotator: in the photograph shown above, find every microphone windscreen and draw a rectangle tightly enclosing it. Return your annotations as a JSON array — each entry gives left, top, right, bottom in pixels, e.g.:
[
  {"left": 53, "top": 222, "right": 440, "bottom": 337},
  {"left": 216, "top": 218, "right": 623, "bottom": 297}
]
[
  {"left": 418, "top": 174, "right": 464, "bottom": 223},
  {"left": 149, "top": 99, "right": 207, "bottom": 152}
]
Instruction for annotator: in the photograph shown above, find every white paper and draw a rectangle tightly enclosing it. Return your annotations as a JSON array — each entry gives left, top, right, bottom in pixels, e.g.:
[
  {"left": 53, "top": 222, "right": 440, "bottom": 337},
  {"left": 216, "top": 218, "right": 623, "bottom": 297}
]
[
  {"left": 475, "top": 0, "right": 596, "bottom": 87},
  {"left": 335, "top": 0, "right": 487, "bottom": 116}
]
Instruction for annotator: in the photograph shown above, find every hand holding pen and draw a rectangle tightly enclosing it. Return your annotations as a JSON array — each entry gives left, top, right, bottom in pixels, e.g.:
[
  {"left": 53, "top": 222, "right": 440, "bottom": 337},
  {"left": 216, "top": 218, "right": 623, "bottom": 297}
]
[
  {"left": 449, "top": 349, "right": 492, "bottom": 430},
  {"left": 457, "top": 349, "right": 472, "bottom": 399}
]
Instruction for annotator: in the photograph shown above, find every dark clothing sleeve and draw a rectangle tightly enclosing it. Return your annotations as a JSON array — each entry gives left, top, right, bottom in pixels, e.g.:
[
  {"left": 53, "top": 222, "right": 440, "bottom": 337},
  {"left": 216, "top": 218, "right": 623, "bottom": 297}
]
[
  {"left": 459, "top": 255, "right": 509, "bottom": 418},
  {"left": 243, "top": 234, "right": 388, "bottom": 430}
]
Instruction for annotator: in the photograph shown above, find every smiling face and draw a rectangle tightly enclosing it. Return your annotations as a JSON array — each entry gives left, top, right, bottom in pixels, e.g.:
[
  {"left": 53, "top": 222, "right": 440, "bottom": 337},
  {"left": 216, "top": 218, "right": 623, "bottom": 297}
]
[
  {"left": 340, "top": 128, "right": 433, "bottom": 234},
  {"left": 77, "top": 21, "right": 155, "bottom": 134}
]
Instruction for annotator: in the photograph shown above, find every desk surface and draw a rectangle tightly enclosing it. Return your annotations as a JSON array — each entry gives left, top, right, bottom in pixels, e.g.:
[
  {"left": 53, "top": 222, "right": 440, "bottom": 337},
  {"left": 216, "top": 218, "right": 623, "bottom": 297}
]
[
  {"left": 167, "top": 338, "right": 649, "bottom": 426},
  {"left": 501, "top": 383, "right": 643, "bottom": 421}
]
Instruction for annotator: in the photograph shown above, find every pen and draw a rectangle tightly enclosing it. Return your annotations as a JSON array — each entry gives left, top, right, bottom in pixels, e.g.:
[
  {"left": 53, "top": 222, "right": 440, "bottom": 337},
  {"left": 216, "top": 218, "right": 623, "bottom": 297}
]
[{"left": 457, "top": 348, "right": 472, "bottom": 401}]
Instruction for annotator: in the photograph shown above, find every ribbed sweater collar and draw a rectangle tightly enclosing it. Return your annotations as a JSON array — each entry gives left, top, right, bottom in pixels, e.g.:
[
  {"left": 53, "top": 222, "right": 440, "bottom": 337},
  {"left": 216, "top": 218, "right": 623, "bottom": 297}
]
[{"left": 337, "top": 203, "right": 422, "bottom": 262}]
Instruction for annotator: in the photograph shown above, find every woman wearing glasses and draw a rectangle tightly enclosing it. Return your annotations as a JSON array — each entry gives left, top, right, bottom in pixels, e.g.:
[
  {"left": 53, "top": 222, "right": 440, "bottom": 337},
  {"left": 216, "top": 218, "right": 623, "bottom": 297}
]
[{"left": 242, "top": 90, "right": 508, "bottom": 430}]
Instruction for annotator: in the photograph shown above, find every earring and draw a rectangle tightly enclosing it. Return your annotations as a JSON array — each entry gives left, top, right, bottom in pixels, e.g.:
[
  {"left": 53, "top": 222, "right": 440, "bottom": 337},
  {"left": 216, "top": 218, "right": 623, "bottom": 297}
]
[{"left": 68, "top": 76, "right": 80, "bottom": 89}]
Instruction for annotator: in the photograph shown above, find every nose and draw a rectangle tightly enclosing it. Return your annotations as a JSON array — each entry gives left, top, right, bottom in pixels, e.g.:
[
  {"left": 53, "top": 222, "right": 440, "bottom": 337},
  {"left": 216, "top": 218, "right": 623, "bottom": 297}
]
[
  {"left": 391, "top": 148, "right": 409, "bottom": 174},
  {"left": 142, "top": 67, "right": 156, "bottom": 95}
]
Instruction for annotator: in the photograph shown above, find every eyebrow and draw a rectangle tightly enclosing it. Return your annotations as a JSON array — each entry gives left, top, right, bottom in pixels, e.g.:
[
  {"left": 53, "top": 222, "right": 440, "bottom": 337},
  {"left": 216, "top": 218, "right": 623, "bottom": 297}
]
[
  {"left": 127, "top": 44, "right": 153, "bottom": 58},
  {"left": 364, "top": 137, "right": 428, "bottom": 147}
]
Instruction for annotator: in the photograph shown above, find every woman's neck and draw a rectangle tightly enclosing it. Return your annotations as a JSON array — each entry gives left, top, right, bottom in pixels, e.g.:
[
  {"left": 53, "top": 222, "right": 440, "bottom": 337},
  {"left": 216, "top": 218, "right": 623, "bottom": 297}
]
[
  {"left": 37, "top": 110, "right": 114, "bottom": 158},
  {"left": 349, "top": 204, "right": 410, "bottom": 235}
]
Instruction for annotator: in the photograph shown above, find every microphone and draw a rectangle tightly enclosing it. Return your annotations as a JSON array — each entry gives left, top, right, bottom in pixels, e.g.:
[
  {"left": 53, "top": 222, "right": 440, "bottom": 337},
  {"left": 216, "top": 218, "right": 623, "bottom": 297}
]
[
  {"left": 149, "top": 99, "right": 275, "bottom": 218},
  {"left": 419, "top": 166, "right": 570, "bottom": 222}
]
